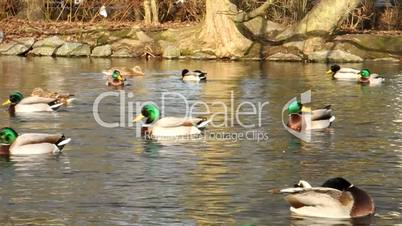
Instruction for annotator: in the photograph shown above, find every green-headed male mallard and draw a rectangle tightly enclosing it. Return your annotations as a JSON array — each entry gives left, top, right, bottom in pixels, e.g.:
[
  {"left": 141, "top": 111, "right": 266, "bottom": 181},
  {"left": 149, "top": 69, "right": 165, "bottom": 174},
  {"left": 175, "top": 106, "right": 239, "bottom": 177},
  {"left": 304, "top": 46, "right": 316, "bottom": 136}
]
[
  {"left": 287, "top": 101, "right": 335, "bottom": 131},
  {"left": 133, "top": 104, "right": 210, "bottom": 137},
  {"left": 280, "top": 177, "right": 375, "bottom": 219},
  {"left": 358, "top": 69, "right": 385, "bottom": 85},
  {"left": 181, "top": 69, "right": 207, "bottom": 82},
  {"left": 326, "top": 64, "right": 360, "bottom": 80},
  {"left": 107, "top": 70, "right": 127, "bottom": 87},
  {"left": 2, "top": 91, "right": 63, "bottom": 114},
  {"left": 0, "top": 127, "right": 71, "bottom": 155}
]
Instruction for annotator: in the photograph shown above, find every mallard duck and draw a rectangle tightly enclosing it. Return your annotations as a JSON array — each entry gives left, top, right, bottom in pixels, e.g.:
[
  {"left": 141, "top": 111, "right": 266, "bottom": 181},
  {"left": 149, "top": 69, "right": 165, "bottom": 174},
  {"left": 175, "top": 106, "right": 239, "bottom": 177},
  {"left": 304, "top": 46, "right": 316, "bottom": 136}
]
[
  {"left": 358, "top": 69, "right": 385, "bottom": 85},
  {"left": 326, "top": 64, "right": 360, "bottom": 80},
  {"left": 2, "top": 91, "right": 63, "bottom": 113},
  {"left": 0, "top": 127, "right": 71, "bottom": 155},
  {"left": 133, "top": 104, "right": 210, "bottom": 137},
  {"left": 31, "top": 87, "right": 75, "bottom": 105},
  {"left": 106, "top": 70, "right": 127, "bottom": 87},
  {"left": 102, "top": 66, "right": 144, "bottom": 77},
  {"left": 181, "top": 69, "right": 207, "bottom": 81},
  {"left": 287, "top": 101, "right": 335, "bottom": 131},
  {"left": 280, "top": 177, "right": 375, "bottom": 219}
]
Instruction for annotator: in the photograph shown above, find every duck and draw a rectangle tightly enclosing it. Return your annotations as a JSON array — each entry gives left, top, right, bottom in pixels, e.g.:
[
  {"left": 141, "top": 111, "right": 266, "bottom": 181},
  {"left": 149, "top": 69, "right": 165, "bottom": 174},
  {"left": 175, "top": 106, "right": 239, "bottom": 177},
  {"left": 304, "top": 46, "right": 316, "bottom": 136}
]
[
  {"left": 106, "top": 70, "right": 127, "bottom": 87},
  {"left": 133, "top": 104, "right": 210, "bottom": 137},
  {"left": 2, "top": 91, "right": 63, "bottom": 114},
  {"left": 287, "top": 101, "right": 335, "bottom": 131},
  {"left": 358, "top": 69, "right": 385, "bottom": 85},
  {"left": 280, "top": 177, "right": 375, "bottom": 219},
  {"left": 326, "top": 64, "right": 360, "bottom": 80},
  {"left": 0, "top": 127, "right": 71, "bottom": 155},
  {"left": 31, "top": 87, "right": 75, "bottom": 105},
  {"left": 102, "top": 66, "right": 144, "bottom": 77},
  {"left": 181, "top": 69, "right": 207, "bottom": 82}
]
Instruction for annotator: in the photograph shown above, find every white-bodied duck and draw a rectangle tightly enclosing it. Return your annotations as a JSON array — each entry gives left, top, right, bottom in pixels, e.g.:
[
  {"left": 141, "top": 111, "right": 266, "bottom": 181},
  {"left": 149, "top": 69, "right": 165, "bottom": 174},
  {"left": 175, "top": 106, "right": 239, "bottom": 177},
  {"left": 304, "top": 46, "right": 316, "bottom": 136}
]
[
  {"left": 133, "top": 104, "right": 209, "bottom": 137},
  {"left": 181, "top": 69, "right": 207, "bottom": 82},
  {"left": 326, "top": 64, "right": 360, "bottom": 80},
  {"left": 2, "top": 91, "right": 63, "bottom": 114},
  {"left": 0, "top": 127, "right": 71, "bottom": 155},
  {"left": 358, "top": 69, "right": 385, "bottom": 86},
  {"left": 287, "top": 101, "right": 335, "bottom": 131},
  {"left": 280, "top": 177, "right": 375, "bottom": 219}
]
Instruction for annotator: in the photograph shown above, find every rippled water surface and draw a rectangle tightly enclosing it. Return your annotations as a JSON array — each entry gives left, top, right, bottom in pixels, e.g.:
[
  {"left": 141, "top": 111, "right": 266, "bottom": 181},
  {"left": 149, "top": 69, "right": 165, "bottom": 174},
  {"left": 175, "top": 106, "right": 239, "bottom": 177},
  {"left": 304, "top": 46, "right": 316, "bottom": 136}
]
[{"left": 0, "top": 56, "right": 401, "bottom": 225}]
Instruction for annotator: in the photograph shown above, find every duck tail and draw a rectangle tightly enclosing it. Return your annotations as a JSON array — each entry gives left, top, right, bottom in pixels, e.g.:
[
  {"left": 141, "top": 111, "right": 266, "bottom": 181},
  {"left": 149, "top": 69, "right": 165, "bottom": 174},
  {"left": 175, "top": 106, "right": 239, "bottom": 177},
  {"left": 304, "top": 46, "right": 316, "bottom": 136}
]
[
  {"left": 50, "top": 102, "right": 64, "bottom": 111},
  {"left": 196, "top": 117, "right": 210, "bottom": 129},
  {"left": 56, "top": 135, "right": 71, "bottom": 151},
  {"left": 323, "top": 105, "right": 332, "bottom": 110},
  {"left": 329, "top": 116, "right": 336, "bottom": 126}
]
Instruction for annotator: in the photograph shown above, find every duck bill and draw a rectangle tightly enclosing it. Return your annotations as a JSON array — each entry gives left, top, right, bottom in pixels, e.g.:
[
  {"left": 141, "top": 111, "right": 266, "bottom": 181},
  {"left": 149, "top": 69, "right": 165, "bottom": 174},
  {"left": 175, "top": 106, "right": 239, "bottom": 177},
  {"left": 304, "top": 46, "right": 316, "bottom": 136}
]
[
  {"left": 133, "top": 114, "right": 145, "bottom": 122},
  {"left": 118, "top": 75, "right": 124, "bottom": 81},
  {"left": 301, "top": 106, "right": 312, "bottom": 113},
  {"left": 2, "top": 99, "right": 11, "bottom": 106},
  {"left": 326, "top": 70, "right": 332, "bottom": 74}
]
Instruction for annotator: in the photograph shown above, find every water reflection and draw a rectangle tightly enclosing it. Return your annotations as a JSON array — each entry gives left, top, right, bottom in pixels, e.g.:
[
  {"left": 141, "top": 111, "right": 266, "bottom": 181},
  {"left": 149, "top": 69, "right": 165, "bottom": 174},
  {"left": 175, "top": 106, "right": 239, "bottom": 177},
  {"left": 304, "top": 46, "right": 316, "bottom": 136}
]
[{"left": 0, "top": 56, "right": 401, "bottom": 225}]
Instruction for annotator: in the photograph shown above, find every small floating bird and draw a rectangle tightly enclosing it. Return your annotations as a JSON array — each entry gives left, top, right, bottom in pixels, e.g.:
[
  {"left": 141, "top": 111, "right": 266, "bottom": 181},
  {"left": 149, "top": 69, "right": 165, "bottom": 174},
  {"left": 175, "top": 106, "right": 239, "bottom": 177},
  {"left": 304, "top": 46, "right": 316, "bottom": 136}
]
[
  {"left": 181, "top": 69, "right": 207, "bottom": 82},
  {"left": 102, "top": 66, "right": 144, "bottom": 77},
  {"left": 280, "top": 177, "right": 375, "bottom": 219},
  {"left": 326, "top": 64, "right": 360, "bottom": 80},
  {"left": 2, "top": 91, "right": 63, "bottom": 113},
  {"left": 358, "top": 69, "right": 385, "bottom": 85},
  {"left": 107, "top": 70, "right": 126, "bottom": 87},
  {"left": 133, "top": 104, "right": 210, "bottom": 137},
  {"left": 0, "top": 127, "right": 71, "bottom": 155},
  {"left": 287, "top": 101, "right": 335, "bottom": 131},
  {"left": 31, "top": 87, "right": 75, "bottom": 105}
]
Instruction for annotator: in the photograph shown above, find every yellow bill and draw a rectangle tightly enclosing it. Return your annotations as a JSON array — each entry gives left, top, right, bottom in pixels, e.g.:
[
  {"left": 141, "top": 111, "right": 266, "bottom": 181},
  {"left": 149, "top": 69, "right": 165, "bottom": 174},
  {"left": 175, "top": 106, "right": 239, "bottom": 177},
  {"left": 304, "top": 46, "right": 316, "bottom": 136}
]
[
  {"left": 133, "top": 114, "right": 145, "bottom": 122},
  {"left": 326, "top": 69, "right": 332, "bottom": 74},
  {"left": 2, "top": 99, "right": 11, "bottom": 106},
  {"left": 301, "top": 106, "right": 312, "bottom": 113}
]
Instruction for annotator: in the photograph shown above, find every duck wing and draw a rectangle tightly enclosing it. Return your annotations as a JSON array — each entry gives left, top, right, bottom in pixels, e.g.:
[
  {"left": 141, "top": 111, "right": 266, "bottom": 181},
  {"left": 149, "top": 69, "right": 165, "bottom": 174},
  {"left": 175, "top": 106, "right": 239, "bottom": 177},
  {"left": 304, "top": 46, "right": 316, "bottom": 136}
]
[
  {"left": 338, "top": 68, "right": 360, "bottom": 74},
  {"left": 19, "top": 96, "right": 57, "bottom": 105},
  {"left": 312, "top": 106, "right": 333, "bottom": 121},
  {"left": 155, "top": 117, "right": 209, "bottom": 128},
  {"left": 11, "top": 133, "right": 65, "bottom": 148},
  {"left": 282, "top": 188, "right": 354, "bottom": 218}
]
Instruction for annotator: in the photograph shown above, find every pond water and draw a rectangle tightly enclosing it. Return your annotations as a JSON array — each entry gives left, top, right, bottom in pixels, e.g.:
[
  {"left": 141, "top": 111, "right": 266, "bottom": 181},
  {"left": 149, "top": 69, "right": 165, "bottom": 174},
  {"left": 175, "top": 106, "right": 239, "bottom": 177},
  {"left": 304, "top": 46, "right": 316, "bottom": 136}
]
[{"left": 0, "top": 56, "right": 401, "bottom": 225}]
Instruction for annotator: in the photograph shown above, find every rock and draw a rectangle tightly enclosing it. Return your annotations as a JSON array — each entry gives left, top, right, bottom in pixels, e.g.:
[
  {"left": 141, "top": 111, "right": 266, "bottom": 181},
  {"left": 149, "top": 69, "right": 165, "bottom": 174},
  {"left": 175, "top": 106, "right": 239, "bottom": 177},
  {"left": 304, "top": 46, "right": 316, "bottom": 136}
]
[
  {"left": 91, "top": 45, "right": 112, "bottom": 57},
  {"left": 31, "top": 36, "right": 65, "bottom": 56},
  {"left": 369, "top": 57, "right": 400, "bottom": 62},
  {"left": 136, "top": 31, "right": 153, "bottom": 43},
  {"left": 162, "top": 45, "right": 181, "bottom": 59},
  {"left": 266, "top": 53, "right": 303, "bottom": 61},
  {"left": 308, "top": 50, "right": 363, "bottom": 63},
  {"left": 190, "top": 52, "right": 217, "bottom": 60},
  {"left": 0, "top": 37, "right": 35, "bottom": 55},
  {"left": 55, "top": 42, "right": 91, "bottom": 57},
  {"left": 111, "top": 39, "right": 143, "bottom": 57},
  {"left": 111, "top": 49, "right": 132, "bottom": 57}
]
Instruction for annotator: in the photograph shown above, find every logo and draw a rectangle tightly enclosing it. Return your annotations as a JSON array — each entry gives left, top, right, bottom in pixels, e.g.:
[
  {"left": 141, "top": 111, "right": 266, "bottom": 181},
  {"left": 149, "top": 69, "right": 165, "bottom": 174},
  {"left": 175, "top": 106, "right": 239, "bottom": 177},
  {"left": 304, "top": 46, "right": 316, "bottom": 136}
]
[{"left": 281, "top": 90, "right": 312, "bottom": 142}]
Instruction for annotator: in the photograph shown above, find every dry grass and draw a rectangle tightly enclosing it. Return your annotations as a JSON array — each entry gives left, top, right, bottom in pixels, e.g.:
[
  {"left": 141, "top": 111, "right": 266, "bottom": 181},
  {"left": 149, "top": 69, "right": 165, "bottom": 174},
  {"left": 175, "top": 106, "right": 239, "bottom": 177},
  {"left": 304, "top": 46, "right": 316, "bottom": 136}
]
[{"left": 0, "top": 0, "right": 400, "bottom": 31}]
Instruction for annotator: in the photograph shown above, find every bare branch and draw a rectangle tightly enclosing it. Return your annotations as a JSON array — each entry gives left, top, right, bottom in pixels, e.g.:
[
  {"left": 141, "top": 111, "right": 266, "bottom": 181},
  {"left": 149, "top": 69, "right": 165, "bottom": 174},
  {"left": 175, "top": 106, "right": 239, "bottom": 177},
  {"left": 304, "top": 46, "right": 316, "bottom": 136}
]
[{"left": 234, "top": 0, "right": 274, "bottom": 23}]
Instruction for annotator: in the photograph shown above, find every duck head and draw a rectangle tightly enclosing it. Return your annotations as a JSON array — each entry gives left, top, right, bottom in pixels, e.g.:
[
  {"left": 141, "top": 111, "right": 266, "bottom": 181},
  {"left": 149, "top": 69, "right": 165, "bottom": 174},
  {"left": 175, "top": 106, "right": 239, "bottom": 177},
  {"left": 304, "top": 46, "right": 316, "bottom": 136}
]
[
  {"left": 2, "top": 91, "right": 24, "bottom": 106},
  {"left": 0, "top": 127, "right": 18, "bottom": 145},
  {"left": 360, "top": 69, "right": 371, "bottom": 79},
  {"left": 288, "top": 101, "right": 302, "bottom": 114},
  {"left": 327, "top": 64, "right": 341, "bottom": 75},
  {"left": 322, "top": 177, "right": 353, "bottom": 190},
  {"left": 181, "top": 69, "right": 189, "bottom": 78},
  {"left": 133, "top": 104, "right": 160, "bottom": 124},
  {"left": 112, "top": 70, "right": 124, "bottom": 81}
]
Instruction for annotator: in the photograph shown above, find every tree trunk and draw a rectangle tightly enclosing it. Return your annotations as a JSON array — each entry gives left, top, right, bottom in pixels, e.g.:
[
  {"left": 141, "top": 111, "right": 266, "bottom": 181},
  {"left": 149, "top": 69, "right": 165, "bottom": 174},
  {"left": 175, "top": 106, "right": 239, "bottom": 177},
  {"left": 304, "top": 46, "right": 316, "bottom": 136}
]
[
  {"left": 275, "top": 0, "right": 361, "bottom": 40},
  {"left": 144, "top": 0, "right": 152, "bottom": 25},
  {"left": 19, "top": 0, "right": 43, "bottom": 21},
  {"left": 199, "top": 0, "right": 252, "bottom": 58},
  {"left": 150, "top": 0, "right": 159, "bottom": 24}
]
